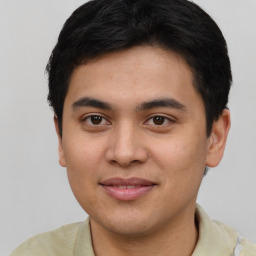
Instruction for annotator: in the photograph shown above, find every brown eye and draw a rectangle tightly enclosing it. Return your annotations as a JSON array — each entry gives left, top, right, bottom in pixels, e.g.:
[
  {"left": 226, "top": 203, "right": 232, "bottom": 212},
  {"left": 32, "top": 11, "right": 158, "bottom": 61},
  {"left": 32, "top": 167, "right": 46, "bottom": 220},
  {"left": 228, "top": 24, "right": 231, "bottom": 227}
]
[
  {"left": 144, "top": 115, "right": 174, "bottom": 127},
  {"left": 153, "top": 116, "right": 165, "bottom": 125},
  {"left": 90, "top": 115, "right": 103, "bottom": 125},
  {"left": 83, "top": 115, "right": 109, "bottom": 126},
  {"left": 82, "top": 114, "right": 111, "bottom": 131}
]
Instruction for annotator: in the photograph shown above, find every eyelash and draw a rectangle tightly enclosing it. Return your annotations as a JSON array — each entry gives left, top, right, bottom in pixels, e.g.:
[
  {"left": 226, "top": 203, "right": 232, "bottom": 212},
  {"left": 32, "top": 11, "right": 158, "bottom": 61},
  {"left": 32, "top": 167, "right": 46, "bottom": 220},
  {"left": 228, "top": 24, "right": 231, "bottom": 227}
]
[
  {"left": 82, "top": 114, "right": 110, "bottom": 126},
  {"left": 144, "top": 115, "right": 174, "bottom": 126}
]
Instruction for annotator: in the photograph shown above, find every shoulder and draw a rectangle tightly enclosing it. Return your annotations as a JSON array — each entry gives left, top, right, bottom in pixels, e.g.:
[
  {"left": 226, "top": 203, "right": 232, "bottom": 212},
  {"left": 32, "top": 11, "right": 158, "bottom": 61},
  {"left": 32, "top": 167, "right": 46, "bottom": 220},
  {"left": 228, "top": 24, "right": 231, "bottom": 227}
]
[
  {"left": 194, "top": 205, "right": 256, "bottom": 256},
  {"left": 213, "top": 222, "right": 256, "bottom": 256},
  {"left": 10, "top": 222, "right": 84, "bottom": 256},
  {"left": 239, "top": 237, "right": 256, "bottom": 256},
  {"left": 210, "top": 217, "right": 256, "bottom": 256}
]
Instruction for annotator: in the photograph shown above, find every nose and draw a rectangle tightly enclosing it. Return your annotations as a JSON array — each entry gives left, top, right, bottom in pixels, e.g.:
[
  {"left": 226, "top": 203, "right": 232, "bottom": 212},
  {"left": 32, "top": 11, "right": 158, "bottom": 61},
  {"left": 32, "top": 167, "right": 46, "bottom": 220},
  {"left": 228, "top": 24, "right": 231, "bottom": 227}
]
[{"left": 105, "top": 123, "right": 148, "bottom": 167}]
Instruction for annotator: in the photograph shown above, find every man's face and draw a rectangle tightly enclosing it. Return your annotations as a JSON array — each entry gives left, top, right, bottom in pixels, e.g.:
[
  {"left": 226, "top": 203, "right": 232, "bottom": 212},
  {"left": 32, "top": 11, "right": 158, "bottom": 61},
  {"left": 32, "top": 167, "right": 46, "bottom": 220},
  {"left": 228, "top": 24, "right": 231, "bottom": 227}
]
[{"left": 57, "top": 46, "right": 223, "bottom": 236}]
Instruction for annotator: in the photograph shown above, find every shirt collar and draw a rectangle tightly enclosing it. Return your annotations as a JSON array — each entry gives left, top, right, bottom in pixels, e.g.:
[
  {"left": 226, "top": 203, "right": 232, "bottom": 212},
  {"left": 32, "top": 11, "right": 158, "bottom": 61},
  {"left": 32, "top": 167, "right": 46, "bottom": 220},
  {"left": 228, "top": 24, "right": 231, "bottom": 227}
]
[
  {"left": 74, "top": 204, "right": 238, "bottom": 256},
  {"left": 192, "top": 204, "right": 237, "bottom": 256},
  {"left": 75, "top": 218, "right": 95, "bottom": 256}
]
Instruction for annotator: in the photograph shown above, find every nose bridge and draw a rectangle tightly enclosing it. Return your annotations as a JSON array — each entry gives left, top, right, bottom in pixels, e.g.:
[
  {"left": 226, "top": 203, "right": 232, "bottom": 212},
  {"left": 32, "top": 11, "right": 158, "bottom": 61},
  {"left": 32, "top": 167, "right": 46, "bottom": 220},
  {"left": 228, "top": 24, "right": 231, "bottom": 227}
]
[{"left": 106, "top": 121, "right": 147, "bottom": 166}]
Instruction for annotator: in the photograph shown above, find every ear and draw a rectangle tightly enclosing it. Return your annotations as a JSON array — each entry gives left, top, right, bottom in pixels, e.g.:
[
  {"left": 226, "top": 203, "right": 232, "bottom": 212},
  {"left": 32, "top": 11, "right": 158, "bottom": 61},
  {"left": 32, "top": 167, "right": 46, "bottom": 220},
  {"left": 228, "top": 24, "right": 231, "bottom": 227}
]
[
  {"left": 206, "top": 109, "right": 231, "bottom": 167},
  {"left": 54, "top": 116, "right": 66, "bottom": 167}
]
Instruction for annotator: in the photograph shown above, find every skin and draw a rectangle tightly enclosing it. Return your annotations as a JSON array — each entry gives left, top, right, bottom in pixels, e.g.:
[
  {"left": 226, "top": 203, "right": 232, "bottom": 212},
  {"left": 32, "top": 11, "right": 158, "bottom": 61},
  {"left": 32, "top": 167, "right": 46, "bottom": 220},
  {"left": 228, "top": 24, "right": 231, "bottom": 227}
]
[{"left": 55, "top": 46, "right": 230, "bottom": 256}]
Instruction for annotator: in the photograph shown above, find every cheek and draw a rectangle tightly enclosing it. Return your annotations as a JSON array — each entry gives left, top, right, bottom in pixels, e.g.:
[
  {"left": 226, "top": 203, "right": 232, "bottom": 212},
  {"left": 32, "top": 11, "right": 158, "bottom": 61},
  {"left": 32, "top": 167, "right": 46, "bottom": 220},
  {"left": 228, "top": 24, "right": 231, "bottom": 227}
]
[
  {"left": 62, "top": 136, "right": 105, "bottom": 198},
  {"left": 151, "top": 133, "right": 207, "bottom": 186},
  {"left": 63, "top": 134, "right": 105, "bottom": 171},
  {"left": 154, "top": 141, "right": 203, "bottom": 168}
]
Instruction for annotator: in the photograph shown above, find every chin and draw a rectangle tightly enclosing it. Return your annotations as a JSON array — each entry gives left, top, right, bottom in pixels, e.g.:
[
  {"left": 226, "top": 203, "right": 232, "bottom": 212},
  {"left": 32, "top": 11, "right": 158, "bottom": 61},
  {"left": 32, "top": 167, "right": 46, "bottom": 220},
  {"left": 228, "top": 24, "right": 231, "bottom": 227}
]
[
  {"left": 94, "top": 209, "right": 155, "bottom": 236},
  {"left": 107, "top": 220, "right": 153, "bottom": 237}
]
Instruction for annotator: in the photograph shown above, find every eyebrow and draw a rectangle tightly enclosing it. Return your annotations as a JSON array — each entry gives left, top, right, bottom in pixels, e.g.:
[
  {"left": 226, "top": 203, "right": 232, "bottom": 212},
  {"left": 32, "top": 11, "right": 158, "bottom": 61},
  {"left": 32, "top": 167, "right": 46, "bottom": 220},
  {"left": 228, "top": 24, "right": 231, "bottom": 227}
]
[
  {"left": 137, "top": 98, "right": 187, "bottom": 112},
  {"left": 72, "top": 97, "right": 112, "bottom": 110},
  {"left": 72, "top": 97, "right": 187, "bottom": 112}
]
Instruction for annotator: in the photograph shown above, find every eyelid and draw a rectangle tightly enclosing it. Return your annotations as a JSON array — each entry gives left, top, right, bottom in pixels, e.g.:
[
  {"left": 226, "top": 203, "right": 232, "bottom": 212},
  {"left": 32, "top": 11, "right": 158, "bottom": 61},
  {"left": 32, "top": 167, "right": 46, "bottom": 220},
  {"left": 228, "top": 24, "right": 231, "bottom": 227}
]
[
  {"left": 144, "top": 114, "right": 175, "bottom": 126},
  {"left": 81, "top": 113, "right": 111, "bottom": 125}
]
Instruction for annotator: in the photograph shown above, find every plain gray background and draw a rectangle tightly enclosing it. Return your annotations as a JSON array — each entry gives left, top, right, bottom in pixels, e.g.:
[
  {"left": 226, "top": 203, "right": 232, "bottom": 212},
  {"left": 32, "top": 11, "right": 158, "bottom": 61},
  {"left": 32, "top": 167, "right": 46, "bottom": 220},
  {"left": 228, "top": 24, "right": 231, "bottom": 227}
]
[{"left": 0, "top": 0, "right": 255, "bottom": 255}]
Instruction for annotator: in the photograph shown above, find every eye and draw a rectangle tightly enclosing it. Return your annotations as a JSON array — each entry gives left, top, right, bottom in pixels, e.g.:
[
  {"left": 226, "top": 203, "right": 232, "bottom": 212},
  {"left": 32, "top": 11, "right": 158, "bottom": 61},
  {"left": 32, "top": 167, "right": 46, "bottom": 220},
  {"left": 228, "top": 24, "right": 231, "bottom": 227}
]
[
  {"left": 145, "top": 115, "right": 173, "bottom": 126},
  {"left": 152, "top": 116, "right": 166, "bottom": 125},
  {"left": 83, "top": 115, "right": 110, "bottom": 126}
]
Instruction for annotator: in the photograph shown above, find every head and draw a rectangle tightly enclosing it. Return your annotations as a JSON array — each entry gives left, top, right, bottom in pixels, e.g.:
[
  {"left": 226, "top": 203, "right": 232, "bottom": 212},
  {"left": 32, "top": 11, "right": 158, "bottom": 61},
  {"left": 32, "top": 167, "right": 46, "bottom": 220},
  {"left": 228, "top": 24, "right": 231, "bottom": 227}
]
[
  {"left": 46, "top": 0, "right": 232, "bottom": 137},
  {"left": 46, "top": 0, "right": 231, "bottom": 238}
]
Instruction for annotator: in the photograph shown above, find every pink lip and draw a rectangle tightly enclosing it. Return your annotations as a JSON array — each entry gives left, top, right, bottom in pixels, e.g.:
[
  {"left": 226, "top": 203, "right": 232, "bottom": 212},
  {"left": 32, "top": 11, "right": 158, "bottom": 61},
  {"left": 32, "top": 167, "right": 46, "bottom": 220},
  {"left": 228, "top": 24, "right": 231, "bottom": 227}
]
[{"left": 100, "top": 177, "right": 156, "bottom": 201}]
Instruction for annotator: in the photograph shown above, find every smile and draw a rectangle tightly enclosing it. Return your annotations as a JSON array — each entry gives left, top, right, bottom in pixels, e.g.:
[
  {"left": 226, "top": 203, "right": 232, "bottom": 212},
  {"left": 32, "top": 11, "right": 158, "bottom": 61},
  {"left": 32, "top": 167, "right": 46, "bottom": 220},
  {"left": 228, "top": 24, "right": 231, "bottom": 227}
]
[
  {"left": 100, "top": 177, "right": 156, "bottom": 201},
  {"left": 112, "top": 185, "right": 142, "bottom": 189}
]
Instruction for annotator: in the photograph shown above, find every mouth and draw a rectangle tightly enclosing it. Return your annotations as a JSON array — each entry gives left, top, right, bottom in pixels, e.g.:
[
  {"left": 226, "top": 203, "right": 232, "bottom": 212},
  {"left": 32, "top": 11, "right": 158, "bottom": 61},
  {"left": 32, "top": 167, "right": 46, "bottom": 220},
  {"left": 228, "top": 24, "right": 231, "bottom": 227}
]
[{"left": 99, "top": 177, "right": 156, "bottom": 201}]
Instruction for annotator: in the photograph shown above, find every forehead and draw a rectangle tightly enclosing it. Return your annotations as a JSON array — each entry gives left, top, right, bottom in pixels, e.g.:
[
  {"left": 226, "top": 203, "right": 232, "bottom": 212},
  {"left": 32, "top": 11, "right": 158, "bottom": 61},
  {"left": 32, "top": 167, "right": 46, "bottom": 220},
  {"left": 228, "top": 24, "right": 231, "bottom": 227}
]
[{"left": 65, "top": 46, "right": 203, "bottom": 112}]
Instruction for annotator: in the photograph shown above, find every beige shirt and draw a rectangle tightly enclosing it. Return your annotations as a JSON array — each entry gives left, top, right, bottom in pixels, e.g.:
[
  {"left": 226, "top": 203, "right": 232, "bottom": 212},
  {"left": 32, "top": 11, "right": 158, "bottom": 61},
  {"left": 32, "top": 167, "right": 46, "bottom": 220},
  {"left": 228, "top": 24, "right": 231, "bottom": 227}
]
[{"left": 11, "top": 205, "right": 256, "bottom": 256}]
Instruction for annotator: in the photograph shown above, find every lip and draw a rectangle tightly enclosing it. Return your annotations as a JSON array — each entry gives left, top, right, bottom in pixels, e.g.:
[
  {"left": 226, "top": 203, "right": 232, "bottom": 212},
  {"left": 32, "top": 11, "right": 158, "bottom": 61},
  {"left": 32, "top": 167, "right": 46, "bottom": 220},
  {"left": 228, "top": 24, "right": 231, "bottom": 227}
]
[{"left": 99, "top": 177, "right": 156, "bottom": 201}]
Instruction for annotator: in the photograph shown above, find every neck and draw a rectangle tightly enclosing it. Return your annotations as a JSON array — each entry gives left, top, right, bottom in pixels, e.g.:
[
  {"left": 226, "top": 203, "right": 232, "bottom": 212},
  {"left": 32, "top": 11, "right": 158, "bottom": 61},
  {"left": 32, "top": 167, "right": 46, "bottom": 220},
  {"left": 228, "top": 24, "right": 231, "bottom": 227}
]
[{"left": 90, "top": 206, "right": 198, "bottom": 256}]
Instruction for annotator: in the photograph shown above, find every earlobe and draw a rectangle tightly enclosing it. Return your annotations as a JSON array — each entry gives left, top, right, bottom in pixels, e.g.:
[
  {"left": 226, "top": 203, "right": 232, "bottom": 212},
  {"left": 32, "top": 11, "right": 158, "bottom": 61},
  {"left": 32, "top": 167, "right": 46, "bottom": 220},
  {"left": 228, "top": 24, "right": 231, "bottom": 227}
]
[
  {"left": 206, "top": 109, "right": 231, "bottom": 167},
  {"left": 54, "top": 116, "right": 66, "bottom": 167}
]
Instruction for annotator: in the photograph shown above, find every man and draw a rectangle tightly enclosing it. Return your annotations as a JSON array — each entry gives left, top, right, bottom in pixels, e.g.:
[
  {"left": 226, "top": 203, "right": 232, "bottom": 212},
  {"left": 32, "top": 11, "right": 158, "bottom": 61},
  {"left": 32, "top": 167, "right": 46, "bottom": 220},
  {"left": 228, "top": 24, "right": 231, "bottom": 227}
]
[{"left": 11, "top": 0, "right": 256, "bottom": 255}]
